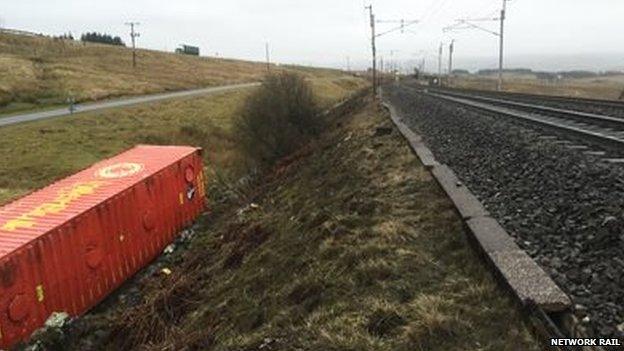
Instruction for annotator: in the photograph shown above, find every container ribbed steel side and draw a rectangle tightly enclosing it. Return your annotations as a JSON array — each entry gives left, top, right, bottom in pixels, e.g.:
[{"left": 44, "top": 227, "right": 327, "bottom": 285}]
[{"left": 0, "top": 145, "right": 206, "bottom": 349}]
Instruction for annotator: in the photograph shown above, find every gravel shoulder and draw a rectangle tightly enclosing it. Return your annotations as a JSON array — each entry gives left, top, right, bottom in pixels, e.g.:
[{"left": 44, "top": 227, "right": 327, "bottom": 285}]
[{"left": 385, "top": 82, "right": 624, "bottom": 341}]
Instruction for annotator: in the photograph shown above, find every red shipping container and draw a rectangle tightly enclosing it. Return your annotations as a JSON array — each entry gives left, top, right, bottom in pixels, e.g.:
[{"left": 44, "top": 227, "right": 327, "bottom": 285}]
[{"left": 0, "top": 145, "right": 205, "bottom": 349}]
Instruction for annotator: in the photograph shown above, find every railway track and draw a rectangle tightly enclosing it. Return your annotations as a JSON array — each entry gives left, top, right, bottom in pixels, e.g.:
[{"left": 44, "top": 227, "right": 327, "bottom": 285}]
[
  {"left": 428, "top": 86, "right": 624, "bottom": 118},
  {"left": 385, "top": 83, "right": 624, "bottom": 341},
  {"left": 424, "top": 89, "right": 624, "bottom": 153}
]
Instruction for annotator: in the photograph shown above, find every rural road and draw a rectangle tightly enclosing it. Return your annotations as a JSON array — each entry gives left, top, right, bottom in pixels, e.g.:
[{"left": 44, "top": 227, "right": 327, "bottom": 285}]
[{"left": 0, "top": 82, "right": 260, "bottom": 128}]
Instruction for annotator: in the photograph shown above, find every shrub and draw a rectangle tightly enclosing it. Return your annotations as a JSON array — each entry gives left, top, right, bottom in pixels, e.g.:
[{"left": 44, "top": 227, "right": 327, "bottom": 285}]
[{"left": 234, "top": 72, "right": 321, "bottom": 167}]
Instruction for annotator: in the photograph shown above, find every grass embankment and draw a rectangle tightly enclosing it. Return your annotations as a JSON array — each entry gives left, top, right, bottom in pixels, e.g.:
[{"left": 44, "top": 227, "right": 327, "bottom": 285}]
[
  {"left": 0, "top": 76, "right": 367, "bottom": 205},
  {"left": 0, "top": 31, "right": 355, "bottom": 114},
  {"left": 451, "top": 74, "right": 624, "bottom": 100},
  {"left": 62, "top": 97, "right": 539, "bottom": 350}
]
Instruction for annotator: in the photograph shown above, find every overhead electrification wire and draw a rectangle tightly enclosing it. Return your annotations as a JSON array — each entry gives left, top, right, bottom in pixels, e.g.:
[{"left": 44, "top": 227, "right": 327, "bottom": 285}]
[
  {"left": 432, "top": 0, "right": 455, "bottom": 21},
  {"left": 467, "top": 0, "right": 498, "bottom": 18},
  {"left": 419, "top": 0, "right": 442, "bottom": 25},
  {"left": 420, "top": 0, "right": 450, "bottom": 25}
]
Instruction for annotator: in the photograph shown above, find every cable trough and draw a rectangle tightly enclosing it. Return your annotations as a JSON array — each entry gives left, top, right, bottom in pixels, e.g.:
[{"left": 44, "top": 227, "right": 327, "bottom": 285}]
[{"left": 425, "top": 90, "right": 624, "bottom": 152}]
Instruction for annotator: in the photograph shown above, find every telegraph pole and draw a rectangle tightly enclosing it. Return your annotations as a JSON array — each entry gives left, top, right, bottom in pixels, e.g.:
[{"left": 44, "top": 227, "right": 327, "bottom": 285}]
[
  {"left": 125, "top": 22, "right": 140, "bottom": 68},
  {"left": 498, "top": 0, "right": 508, "bottom": 91},
  {"left": 265, "top": 42, "right": 270, "bottom": 72},
  {"left": 365, "top": 5, "right": 377, "bottom": 95}
]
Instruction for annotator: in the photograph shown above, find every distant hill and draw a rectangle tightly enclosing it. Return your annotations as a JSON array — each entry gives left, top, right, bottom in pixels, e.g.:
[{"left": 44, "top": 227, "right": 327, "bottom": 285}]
[
  {"left": 452, "top": 53, "right": 624, "bottom": 73},
  {"left": 475, "top": 68, "right": 624, "bottom": 79},
  {"left": 449, "top": 67, "right": 624, "bottom": 101}
]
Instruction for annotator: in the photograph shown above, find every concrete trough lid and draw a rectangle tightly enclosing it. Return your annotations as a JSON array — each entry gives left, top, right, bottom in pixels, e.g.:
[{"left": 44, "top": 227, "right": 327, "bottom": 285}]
[
  {"left": 431, "top": 165, "right": 490, "bottom": 220},
  {"left": 466, "top": 216, "right": 519, "bottom": 254},
  {"left": 412, "top": 144, "right": 439, "bottom": 169},
  {"left": 490, "top": 250, "right": 572, "bottom": 312},
  {"left": 467, "top": 217, "right": 572, "bottom": 312}
]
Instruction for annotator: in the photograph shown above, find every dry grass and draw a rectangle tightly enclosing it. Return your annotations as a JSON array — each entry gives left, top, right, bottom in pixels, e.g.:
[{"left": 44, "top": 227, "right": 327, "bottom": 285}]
[
  {"left": 0, "top": 31, "right": 356, "bottom": 114},
  {"left": 451, "top": 74, "right": 624, "bottom": 100},
  {"left": 62, "top": 97, "right": 540, "bottom": 350}
]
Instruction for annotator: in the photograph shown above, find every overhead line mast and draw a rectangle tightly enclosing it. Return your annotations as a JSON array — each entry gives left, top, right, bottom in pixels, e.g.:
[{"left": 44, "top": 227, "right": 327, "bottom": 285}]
[
  {"left": 365, "top": 4, "right": 419, "bottom": 95},
  {"left": 498, "top": 0, "right": 507, "bottom": 91},
  {"left": 438, "top": 42, "right": 443, "bottom": 83},
  {"left": 448, "top": 39, "right": 455, "bottom": 83},
  {"left": 443, "top": 0, "right": 509, "bottom": 91},
  {"left": 365, "top": 5, "right": 377, "bottom": 95}
]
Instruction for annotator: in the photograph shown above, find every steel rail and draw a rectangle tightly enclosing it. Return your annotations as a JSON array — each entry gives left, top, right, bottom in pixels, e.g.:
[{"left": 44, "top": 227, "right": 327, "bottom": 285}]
[
  {"left": 433, "top": 86, "right": 624, "bottom": 110},
  {"left": 425, "top": 91, "right": 624, "bottom": 150},
  {"left": 431, "top": 89, "right": 624, "bottom": 129}
]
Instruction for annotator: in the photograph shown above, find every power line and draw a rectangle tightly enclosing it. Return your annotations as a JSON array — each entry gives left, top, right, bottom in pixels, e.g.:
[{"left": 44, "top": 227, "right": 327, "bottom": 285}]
[
  {"left": 433, "top": 0, "right": 454, "bottom": 21},
  {"left": 421, "top": 0, "right": 450, "bottom": 25},
  {"left": 468, "top": 0, "right": 500, "bottom": 18},
  {"left": 445, "top": 19, "right": 499, "bottom": 36},
  {"left": 375, "top": 19, "right": 419, "bottom": 38},
  {"left": 419, "top": 0, "right": 440, "bottom": 25}
]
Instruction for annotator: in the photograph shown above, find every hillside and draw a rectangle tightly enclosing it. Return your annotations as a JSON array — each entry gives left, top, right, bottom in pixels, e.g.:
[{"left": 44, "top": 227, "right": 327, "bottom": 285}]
[{"left": 0, "top": 31, "right": 355, "bottom": 113}]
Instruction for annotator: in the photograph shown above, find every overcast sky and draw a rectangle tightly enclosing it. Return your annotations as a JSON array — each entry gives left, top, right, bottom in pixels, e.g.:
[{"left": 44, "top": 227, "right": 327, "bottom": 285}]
[{"left": 3, "top": 0, "right": 624, "bottom": 72}]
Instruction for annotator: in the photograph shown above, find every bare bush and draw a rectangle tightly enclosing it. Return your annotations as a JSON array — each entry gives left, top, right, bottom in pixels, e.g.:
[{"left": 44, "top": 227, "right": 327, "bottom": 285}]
[{"left": 234, "top": 72, "right": 321, "bottom": 167}]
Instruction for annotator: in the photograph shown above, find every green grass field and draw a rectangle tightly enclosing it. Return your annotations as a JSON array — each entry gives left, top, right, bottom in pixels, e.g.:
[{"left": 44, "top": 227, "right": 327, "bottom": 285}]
[{"left": 0, "top": 75, "right": 367, "bottom": 205}]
